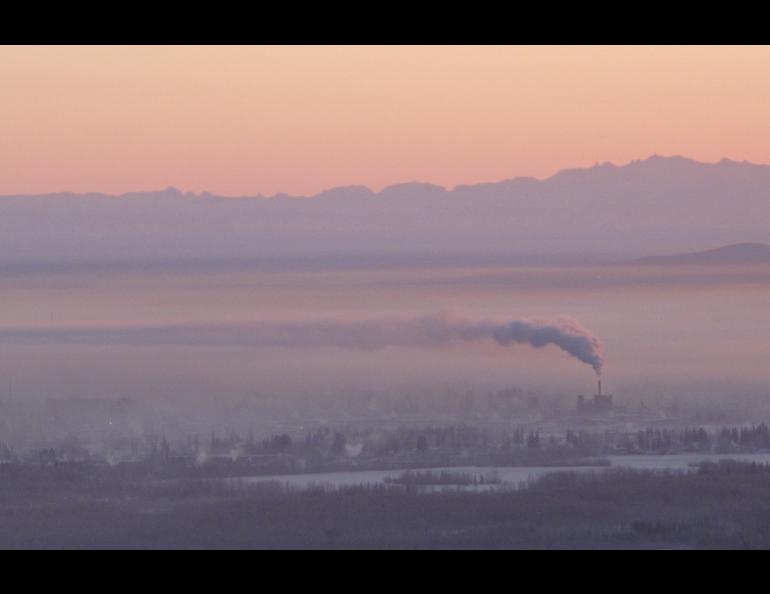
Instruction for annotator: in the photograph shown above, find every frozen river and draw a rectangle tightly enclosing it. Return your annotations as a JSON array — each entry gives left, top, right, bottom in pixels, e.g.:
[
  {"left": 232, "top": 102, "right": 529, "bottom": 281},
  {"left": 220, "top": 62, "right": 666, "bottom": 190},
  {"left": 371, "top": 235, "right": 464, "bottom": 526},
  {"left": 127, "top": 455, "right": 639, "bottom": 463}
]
[{"left": 231, "top": 452, "right": 770, "bottom": 491}]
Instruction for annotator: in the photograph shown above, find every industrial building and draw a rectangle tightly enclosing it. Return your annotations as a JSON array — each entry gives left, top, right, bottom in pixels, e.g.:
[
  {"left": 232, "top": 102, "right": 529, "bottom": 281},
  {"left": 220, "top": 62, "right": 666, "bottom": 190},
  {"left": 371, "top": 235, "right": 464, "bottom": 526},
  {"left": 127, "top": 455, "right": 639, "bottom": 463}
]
[{"left": 577, "top": 380, "right": 615, "bottom": 414}]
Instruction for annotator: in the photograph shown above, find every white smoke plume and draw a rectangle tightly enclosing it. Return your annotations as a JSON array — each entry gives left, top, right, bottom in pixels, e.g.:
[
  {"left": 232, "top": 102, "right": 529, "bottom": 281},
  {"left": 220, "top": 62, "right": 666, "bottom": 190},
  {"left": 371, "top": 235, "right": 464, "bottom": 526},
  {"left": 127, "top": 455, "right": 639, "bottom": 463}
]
[{"left": 0, "top": 314, "right": 604, "bottom": 375}]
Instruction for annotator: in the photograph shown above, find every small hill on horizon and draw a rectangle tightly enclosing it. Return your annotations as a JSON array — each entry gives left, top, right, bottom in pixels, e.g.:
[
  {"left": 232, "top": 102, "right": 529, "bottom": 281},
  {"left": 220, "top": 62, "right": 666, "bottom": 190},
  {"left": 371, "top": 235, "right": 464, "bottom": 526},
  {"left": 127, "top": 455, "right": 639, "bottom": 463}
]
[{"left": 630, "top": 243, "right": 770, "bottom": 266}]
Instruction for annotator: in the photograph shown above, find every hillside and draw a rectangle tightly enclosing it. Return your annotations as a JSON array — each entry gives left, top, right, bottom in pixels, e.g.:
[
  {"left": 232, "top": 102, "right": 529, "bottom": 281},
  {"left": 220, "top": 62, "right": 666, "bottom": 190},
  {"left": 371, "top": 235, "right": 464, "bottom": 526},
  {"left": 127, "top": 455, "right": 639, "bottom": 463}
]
[{"left": 632, "top": 243, "right": 770, "bottom": 265}]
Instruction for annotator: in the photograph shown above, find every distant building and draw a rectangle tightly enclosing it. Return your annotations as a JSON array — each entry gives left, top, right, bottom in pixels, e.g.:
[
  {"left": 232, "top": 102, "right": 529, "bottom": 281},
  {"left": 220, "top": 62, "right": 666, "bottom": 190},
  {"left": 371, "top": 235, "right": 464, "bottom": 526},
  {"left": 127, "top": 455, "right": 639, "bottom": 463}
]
[
  {"left": 486, "top": 388, "right": 539, "bottom": 416},
  {"left": 577, "top": 380, "right": 614, "bottom": 414},
  {"left": 46, "top": 396, "right": 138, "bottom": 433}
]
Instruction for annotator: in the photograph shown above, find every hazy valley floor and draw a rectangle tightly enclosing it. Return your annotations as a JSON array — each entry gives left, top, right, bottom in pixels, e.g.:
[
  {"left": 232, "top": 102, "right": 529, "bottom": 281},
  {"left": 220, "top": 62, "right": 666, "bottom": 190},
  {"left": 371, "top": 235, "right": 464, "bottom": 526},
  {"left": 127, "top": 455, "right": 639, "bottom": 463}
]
[{"left": 2, "top": 462, "right": 769, "bottom": 549}]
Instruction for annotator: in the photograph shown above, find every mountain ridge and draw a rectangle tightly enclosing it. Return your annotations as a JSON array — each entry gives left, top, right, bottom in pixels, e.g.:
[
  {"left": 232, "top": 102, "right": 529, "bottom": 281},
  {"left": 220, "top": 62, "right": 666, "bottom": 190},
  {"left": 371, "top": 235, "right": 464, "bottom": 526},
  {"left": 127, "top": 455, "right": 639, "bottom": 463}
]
[
  {"left": 2, "top": 155, "right": 770, "bottom": 262},
  {"left": 4, "top": 155, "right": 770, "bottom": 201}
]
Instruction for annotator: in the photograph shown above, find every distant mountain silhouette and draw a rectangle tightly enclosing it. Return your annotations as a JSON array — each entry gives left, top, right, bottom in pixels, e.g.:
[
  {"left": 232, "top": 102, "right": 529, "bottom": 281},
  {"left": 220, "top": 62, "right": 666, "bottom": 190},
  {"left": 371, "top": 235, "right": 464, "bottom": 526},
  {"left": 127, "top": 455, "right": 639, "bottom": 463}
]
[
  {"left": 631, "top": 243, "right": 770, "bottom": 265},
  {"left": 3, "top": 155, "right": 770, "bottom": 262}
]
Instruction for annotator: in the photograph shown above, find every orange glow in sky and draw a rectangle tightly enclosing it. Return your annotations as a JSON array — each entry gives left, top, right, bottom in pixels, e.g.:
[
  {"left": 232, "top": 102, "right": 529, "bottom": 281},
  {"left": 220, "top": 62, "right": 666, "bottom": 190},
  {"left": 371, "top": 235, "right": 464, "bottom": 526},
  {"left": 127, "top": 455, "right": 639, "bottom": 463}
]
[{"left": 2, "top": 45, "right": 770, "bottom": 196}]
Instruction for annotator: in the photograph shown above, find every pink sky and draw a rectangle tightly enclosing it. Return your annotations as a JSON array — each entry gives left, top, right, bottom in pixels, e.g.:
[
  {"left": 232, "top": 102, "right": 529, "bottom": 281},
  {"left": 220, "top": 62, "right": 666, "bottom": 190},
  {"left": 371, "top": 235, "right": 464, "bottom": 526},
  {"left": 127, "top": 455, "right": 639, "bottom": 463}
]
[{"left": 2, "top": 45, "right": 770, "bottom": 196}]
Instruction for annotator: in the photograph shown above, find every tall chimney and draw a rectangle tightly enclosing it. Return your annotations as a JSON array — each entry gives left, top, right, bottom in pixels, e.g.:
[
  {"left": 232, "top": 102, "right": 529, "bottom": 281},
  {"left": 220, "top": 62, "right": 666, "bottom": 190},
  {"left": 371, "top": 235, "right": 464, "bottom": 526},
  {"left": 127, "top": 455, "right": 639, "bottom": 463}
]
[{"left": 598, "top": 379, "right": 602, "bottom": 396}]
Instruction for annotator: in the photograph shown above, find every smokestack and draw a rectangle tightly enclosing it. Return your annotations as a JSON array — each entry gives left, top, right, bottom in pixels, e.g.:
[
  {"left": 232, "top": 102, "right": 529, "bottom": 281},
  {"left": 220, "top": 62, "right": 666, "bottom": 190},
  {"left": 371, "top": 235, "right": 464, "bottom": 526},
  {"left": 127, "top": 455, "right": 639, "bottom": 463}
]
[{"left": 598, "top": 379, "right": 602, "bottom": 396}]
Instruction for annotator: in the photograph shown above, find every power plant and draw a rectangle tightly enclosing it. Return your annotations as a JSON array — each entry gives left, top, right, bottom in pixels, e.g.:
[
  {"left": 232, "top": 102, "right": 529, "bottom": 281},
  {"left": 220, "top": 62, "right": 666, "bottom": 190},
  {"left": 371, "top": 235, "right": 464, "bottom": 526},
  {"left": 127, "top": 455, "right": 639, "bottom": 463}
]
[{"left": 577, "top": 379, "right": 614, "bottom": 414}]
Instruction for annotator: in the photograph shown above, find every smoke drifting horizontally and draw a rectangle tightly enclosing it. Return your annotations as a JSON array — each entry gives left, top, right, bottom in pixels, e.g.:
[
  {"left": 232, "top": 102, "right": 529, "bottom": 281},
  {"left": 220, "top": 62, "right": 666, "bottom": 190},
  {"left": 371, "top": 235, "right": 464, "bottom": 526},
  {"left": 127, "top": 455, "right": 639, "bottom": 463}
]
[
  {"left": 488, "top": 318, "right": 604, "bottom": 376},
  {"left": 0, "top": 314, "right": 605, "bottom": 375}
]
